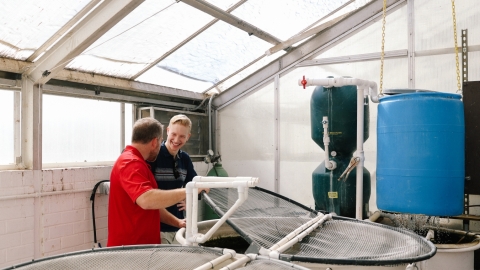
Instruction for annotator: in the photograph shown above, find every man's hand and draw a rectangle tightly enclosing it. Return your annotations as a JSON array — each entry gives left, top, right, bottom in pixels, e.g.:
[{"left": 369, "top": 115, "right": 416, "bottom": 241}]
[
  {"left": 177, "top": 200, "right": 186, "bottom": 211},
  {"left": 198, "top": 188, "right": 210, "bottom": 194},
  {"left": 177, "top": 219, "right": 186, "bottom": 228}
]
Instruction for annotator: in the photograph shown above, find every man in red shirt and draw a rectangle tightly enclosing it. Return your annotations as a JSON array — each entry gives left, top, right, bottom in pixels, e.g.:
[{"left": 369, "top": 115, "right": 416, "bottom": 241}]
[{"left": 107, "top": 117, "right": 206, "bottom": 246}]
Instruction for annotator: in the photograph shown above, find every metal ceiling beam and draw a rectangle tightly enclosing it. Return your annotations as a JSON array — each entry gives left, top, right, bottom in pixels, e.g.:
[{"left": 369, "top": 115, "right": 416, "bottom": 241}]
[
  {"left": 25, "top": 0, "right": 145, "bottom": 85},
  {"left": 131, "top": 0, "right": 248, "bottom": 80},
  {"left": 180, "top": 0, "right": 282, "bottom": 45},
  {"left": 54, "top": 69, "right": 205, "bottom": 100},
  {"left": 213, "top": 0, "right": 404, "bottom": 109},
  {"left": 26, "top": 0, "right": 103, "bottom": 62},
  {"left": 42, "top": 83, "right": 200, "bottom": 109},
  {"left": 296, "top": 49, "right": 408, "bottom": 67},
  {"left": 0, "top": 58, "right": 204, "bottom": 101}
]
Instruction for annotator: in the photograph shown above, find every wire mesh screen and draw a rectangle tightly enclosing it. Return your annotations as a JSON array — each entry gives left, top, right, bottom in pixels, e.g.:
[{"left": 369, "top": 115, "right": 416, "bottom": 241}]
[
  {"left": 203, "top": 187, "right": 318, "bottom": 248},
  {"left": 4, "top": 246, "right": 226, "bottom": 270},
  {"left": 203, "top": 187, "right": 436, "bottom": 266}
]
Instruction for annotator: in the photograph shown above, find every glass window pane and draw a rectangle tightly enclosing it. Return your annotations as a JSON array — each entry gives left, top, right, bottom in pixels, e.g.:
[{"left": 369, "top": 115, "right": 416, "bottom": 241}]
[
  {"left": 0, "top": 90, "right": 14, "bottom": 164},
  {"left": 43, "top": 95, "right": 121, "bottom": 164}
]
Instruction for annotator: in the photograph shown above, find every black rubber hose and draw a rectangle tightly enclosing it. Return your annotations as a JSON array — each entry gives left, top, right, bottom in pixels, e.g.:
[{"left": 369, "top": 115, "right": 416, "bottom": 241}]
[{"left": 90, "top": 180, "right": 110, "bottom": 247}]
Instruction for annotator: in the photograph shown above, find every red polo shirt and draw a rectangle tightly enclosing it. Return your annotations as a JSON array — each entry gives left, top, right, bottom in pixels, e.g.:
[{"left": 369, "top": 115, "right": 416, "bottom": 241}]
[{"left": 107, "top": 145, "right": 160, "bottom": 246}]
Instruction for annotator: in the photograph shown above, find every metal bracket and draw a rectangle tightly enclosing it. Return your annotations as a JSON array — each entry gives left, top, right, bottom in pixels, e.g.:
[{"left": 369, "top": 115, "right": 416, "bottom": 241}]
[{"left": 462, "top": 29, "right": 468, "bottom": 83}]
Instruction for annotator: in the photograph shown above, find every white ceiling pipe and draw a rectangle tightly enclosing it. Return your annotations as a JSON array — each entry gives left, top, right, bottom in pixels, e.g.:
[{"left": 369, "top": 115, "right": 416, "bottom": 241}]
[{"left": 298, "top": 76, "right": 379, "bottom": 220}]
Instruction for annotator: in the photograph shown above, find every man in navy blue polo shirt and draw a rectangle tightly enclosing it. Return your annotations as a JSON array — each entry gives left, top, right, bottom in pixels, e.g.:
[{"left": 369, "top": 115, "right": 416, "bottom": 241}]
[{"left": 148, "top": 114, "right": 198, "bottom": 244}]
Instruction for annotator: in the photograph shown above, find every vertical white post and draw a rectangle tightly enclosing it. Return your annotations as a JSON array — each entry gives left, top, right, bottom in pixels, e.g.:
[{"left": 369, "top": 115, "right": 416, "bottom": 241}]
[
  {"left": 407, "top": 0, "right": 415, "bottom": 88},
  {"left": 356, "top": 88, "right": 364, "bottom": 220},
  {"left": 274, "top": 75, "right": 280, "bottom": 193},
  {"left": 14, "top": 91, "right": 21, "bottom": 164},
  {"left": 21, "top": 76, "right": 42, "bottom": 170},
  {"left": 120, "top": 103, "right": 125, "bottom": 152}
]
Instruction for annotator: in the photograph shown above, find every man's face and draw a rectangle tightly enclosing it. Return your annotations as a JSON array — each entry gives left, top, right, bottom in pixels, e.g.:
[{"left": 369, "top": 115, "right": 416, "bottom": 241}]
[{"left": 166, "top": 123, "right": 190, "bottom": 154}]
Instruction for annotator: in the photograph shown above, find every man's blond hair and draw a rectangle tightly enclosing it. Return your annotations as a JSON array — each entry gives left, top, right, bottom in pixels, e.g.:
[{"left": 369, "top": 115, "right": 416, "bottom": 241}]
[{"left": 169, "top": 114, "right": 192, "bottom": 132}]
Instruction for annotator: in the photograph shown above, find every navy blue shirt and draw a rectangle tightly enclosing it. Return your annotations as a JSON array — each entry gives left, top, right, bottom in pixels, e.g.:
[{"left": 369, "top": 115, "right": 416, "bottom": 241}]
[{"left": 148, "top": 141, "right": 197, "bottom": 232}]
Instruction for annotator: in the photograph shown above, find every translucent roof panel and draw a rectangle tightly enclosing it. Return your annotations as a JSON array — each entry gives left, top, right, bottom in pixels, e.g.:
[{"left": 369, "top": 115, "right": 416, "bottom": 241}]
[
  {"left": 137, "top": 66, "right": 214, "bottom": 93},
  {"left": 66, "top": 0, "right": 219, "bottom": 78},
  {"left": 0, "top": 0, "right": 92, "bottom": 60},
  {"left": 230, "top": 0, "right": 352, "bottom": 41},
  {"left": 153, "top": 20, "right": 272, "bottom": 86},
  {"left": 206, "top": 49, "right": 287, "bottom": 94}
]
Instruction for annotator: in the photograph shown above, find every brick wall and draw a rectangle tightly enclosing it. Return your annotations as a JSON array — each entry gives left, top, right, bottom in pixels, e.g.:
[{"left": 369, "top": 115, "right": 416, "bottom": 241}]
[
  {"left": 0, "top": 167, "right": 111, "bottom": 268},
  {"left": 0, "top": 162, "right": 208, "bottom": 268}
]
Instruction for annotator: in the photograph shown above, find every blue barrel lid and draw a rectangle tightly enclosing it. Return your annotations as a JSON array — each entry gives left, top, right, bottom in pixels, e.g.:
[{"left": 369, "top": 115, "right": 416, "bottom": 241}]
[{"left": 380, "top": 91, "right": 462, "bottom": 102}]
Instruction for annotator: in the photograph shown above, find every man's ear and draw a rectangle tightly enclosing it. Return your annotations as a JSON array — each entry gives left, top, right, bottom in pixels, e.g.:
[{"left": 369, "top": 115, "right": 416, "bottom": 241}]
[{"left": 151, "top": 137, "right": 158, "bottom": 147}]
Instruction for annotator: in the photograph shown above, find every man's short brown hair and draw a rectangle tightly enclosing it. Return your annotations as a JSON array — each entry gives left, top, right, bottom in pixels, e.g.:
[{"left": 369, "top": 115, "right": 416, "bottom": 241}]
[{"left": 131, "top": 117, "right": 163, "bottom": 144}]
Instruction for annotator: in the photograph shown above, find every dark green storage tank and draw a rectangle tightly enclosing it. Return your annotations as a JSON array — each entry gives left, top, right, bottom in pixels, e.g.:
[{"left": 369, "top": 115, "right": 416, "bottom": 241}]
[
  {"left": 201, "top": 163, "right": 228, "bottom": 220},
  {"left": 311, "top": 82, "right": 371, "bottom": 219}
]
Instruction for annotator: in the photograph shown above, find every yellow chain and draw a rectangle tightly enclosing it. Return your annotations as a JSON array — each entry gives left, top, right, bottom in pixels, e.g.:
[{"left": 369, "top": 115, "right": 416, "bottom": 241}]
[
  {"left": 379, "top": 0, "right": 387, "bottom": 95},
  {"left": 451, "top": 0, "right": 461, "bottom": 92}
]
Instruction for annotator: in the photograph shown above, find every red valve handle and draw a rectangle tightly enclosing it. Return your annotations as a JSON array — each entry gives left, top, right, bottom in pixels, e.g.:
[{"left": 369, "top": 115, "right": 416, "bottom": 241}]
[{"left": 301, "top": 75, "right": 307, "bottom": 89}]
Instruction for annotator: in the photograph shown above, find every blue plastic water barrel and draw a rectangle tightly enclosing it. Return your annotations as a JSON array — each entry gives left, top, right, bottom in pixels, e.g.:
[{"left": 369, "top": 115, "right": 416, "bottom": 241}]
[{"left": 376, "top": 92, "right": 464, "bottom": 216}]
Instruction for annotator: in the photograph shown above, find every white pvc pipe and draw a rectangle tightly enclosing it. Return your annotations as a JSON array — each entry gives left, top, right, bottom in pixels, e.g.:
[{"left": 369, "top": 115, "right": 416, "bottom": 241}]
[
  {"left": 270, "top": 213, "right": 326, "bottom": 251},
  {"left": 175, "top": 228, "right": 187, "bottom": 245},
  {"left": 298, "top": 76, "right": 379, "bottom": 220},
  {"left": 322, "top": 116, "right": 336, "bottom": 170},
  {"left": 425, "top": 230, "right": 435, "bottom": 241},
  {"left": 269, "top": 214, "right": 332, "bottom": 258},
  {"left": 186, "top": 183, "right": 194, "bottom": 245},
  {"left": 355, "top": 88, "right": 364, "bottom": 220},
  {"left": 191, "top": 187, "right": 248, "bottom": 244},
  {"left": 298, "top": 77, "right": 380, "bottom": 103},
  {"left": 219, "top": 254, "right": 257, "bottom": 270},
  {"left": 193, "top": 176, "right": 258, "bottom": 183},
  {"left": 184, "top": 176, "right": 258, "bottom": 246},
  {"left": 192, "top": 186, "right": 199, "bottom": 238},
  {"left": 194, "top": 249, "right": 236, "bottom": 270}
]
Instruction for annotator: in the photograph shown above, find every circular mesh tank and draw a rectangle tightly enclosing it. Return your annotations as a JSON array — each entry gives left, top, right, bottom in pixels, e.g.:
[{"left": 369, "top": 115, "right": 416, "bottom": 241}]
[
  {"left": 3, "top": 245, "right": 314, "bottom": 270},
  {"left": 3, "top": 246, "right": 227, "bottom": 270},
  {"left": 203, "top": 187, "right": 436, "bottom": 266}
]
